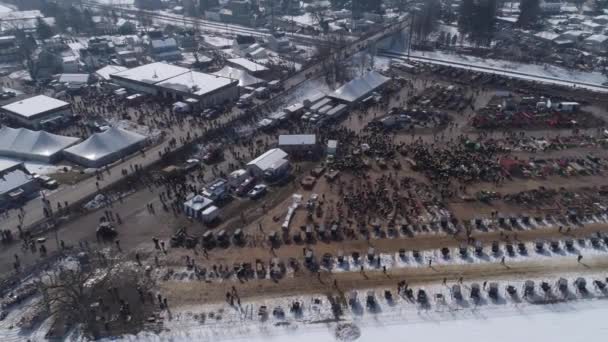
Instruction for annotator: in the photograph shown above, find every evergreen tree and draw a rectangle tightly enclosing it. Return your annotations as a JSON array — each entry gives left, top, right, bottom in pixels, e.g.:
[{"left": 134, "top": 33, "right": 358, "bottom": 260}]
[
  {"left": 35, "top": 16, "right": 54, "bottom": 39},
  {"left": 458, "top": 0, "right": 497, "bottom": 46},
  {"left": 518, "top": 0, "right": 540, "bottom": 27},
  {"left": 118, "top": 21, "right": 136, "bottom": 35},
  {"left": 458, "top": 0, "right": 475, "bottom": 34},
  {"left": 413, "top": 0, "right": 440, "bottom": 42}
]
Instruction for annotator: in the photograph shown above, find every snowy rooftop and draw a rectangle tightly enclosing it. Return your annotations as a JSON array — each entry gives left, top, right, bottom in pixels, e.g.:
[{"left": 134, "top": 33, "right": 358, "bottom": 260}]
[
  {"left": 534, "top": 31, "right": 560, "bottom": 41},
  {"left": 227, "top": 58, "right": 269, "bottom": 73},
  {"left": 95, "top": 65, "right": 128, "bottom": 81},
  {"left": 0, "top": 168, "right": 32, "bottom": 196},
  {"left": 278, "top": 134, "right": 316, "bottom": 146},
  {"left": 111, "top": 62, "right": 189, "bottom": 85},
  {"left": 212, "top": 66, "right": 264, "bottom": 87},
  {"left": 156, "top": 71, "right": 235, "bottom": 96},
  {"left": 247, "top": 148, "right": 288, "bottom": 171},
  {"left": 2, "top": 95, "right": 70, "bottom": 118},
  {"left": 0, "top": 158, "right": 21, "bottom": 173},
  {"left": 184, "top": 195, "right": 213, "bottom": 212},
  {"left": 585, "top": 34, "right": 608, "bottom": 43},
  {"left": 58, "top": 73, "right": 89, "bottom": 84},
  {"left": 0, "top": 10, "right": 41, "bottom": 20},
  {"left": 330, "top": 71, "right": 390, "bottom": 103}
]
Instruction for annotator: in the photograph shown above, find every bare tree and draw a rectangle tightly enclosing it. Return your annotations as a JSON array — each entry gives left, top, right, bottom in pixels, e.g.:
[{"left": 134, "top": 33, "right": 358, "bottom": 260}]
[{"left": 35, "top": 251, "right": 156, "bottom": 339}]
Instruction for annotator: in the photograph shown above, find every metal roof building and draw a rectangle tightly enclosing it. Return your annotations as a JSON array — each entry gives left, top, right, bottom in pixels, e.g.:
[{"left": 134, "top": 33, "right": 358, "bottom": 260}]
[
  {"left": 110, "top": 62, "right": 239, "bottom": 105},
  {"left": 247, "top": 148, "right": 288, "bottom": 177},
  {"left": 1, "top": 95, "right": 71, "bottom": 129}
]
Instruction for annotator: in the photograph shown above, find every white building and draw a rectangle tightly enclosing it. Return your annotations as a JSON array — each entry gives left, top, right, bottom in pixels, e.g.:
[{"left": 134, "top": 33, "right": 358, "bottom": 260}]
[
  {"left": 183, "top": 194, "right": 214, "bottom": 220},
  {"left": 583, "top": 34, "right": 608, "bottom": 53},
  {"left": 1, "top": 95, "right": 71, "bottom": 129},
  {"left": 110, "top": 62, "right": 239, "bottom": 105},
  {"left": 246, "top": 148, "right": 289, "bottom": 178}
]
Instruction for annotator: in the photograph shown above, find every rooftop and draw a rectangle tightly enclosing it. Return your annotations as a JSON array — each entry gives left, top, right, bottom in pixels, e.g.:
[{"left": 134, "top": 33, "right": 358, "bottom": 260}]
[
  {"left": 95, "top": 65, "right": 128, "bottom": 81},
  {"left": 111, "top": 62, "right": 189, "bottom": 85},
  {"left": 0, "top": 168, "right": 33, "bottom": 197},
  {"left": 330, "top": 71, "right": 390, "bottom": 103},
  {"left": 156, "top": 71, "right": 235, "bottom": 96},
  {"left": 279, "top": 134, "right": 316, "bottom": 146},
  {"left": 227, "top": 58, "right": 269, "bottom": 73},
  {"left": 247, "top": 148, "right": 288, "bottom": 171},
  {"left": 2, "top": 95, "right": 70, "bottom": 118}
]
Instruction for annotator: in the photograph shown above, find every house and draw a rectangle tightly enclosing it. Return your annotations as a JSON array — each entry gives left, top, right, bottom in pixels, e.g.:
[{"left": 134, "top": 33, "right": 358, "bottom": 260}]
[
  {"left": 150, "top": 37, "right": 182, "bottom": 61},
  {"left": 583, "top": 34, "right": 608, "bottom": 53},
  {"left": 267, "top": 32, "right": 291, "bottom": 52},
  {"left": 1, "top": 95, "right": 71, "bottom": 129},
  {"left": 117, "top": 50, "right": 139, "bottom": 67},
  {"left": 593, "top": 15, "right": 608, "bottom": 25},
  {"left": 61, "top": 55, "right": 80, "bottom": 73},
  {"left": 220, "top": 0, "right": 256, "bottom": 26},
  {"left": 539, "top": 0, "right": 561, "bottom": 14},
  {"left": 0, "top": 165, "right": 39, "bottom": 208},
  {"left": 247, "top": 148, "right": 290, "bottom": 179},
  {"left": 0, "top": 36, "right": 19, "bottom": 63}
]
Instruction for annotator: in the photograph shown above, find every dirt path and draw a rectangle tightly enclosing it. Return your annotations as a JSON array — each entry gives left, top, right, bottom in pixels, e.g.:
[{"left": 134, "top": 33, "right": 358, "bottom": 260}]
[{"left": 161, "top": 254, "right": 608, "bottom": 306}]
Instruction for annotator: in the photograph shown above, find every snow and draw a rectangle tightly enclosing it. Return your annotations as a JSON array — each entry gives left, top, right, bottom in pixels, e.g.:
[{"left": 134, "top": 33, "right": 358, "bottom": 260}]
[
  {"left": 203, "top": 35, "right": 233, "bottom": 49},
  {"left": 156, "top": 71, "right": 235, "bottom": 96},
  {"left": 281, "top": 13, "right": 317, "bottom": 27},
  {"left": 0, "top": 3, "right": 13, "bottom": 13},
  {"left": 1, "top": 95, "right": 69, "bottom": 118},
  {"left": 112, "top": 62, "right": 189, "bottom": 85},
  {"left": 0, "top": 156, "right": 71, "bottom": 175},
  {"left": 384, "top": 49, "right": 608, "bottom": 93},
  {"left": 94, "top": 273, "right": 608, "bottom": 342},
  {"left": 228, "top": 58, "right": 269, "bottom": 73}
]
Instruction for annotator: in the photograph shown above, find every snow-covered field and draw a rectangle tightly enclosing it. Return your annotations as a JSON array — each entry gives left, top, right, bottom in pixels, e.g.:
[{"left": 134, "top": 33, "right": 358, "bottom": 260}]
[{"left": 101, "top": 273, "right": 608, "bottom": 342}]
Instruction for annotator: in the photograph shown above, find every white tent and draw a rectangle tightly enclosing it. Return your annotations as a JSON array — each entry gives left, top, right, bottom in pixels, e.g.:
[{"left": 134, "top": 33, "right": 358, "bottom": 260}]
[
  {"left": 329, "top": 71, "right": 390, "bottom": 103},
  {"left": 64, "top": 127, "right": 146, "bottom": 168},
  {"left": 212, "top": 66, "right": 264, "bottom": 88},
  {"left": 0, "top": 126, "right": 80, "bottom": 163}
]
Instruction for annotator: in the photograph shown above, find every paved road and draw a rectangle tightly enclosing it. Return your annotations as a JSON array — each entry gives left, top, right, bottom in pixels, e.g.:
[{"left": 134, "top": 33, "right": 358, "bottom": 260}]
[{"left": 0, "top": 17, "right": 409, "bottom": 236}]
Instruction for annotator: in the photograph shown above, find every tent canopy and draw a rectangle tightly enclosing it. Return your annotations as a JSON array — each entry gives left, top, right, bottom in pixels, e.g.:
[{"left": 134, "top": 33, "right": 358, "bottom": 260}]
[
  {"left": 64, "top": 127, "right": 146, "bottom": 166},
  {"left": 329, "top": 71, "right": 390, "bottom": 103},
  {"left": 0, "top": 126, "right": 80, "bottom": 162}
]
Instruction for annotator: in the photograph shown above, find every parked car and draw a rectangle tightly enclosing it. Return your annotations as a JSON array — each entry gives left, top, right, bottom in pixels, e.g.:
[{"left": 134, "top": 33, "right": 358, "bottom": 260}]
[
  {"left": 235, "top": 177, "right": 256, "bottom": 196},
  {"left": 247, "top": 184, "right": 267, "bottom": 199}
]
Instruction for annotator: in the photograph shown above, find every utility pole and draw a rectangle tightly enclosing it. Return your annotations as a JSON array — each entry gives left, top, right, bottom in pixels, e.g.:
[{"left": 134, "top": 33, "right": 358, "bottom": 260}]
[{"left": 407, "top": 13, "right": 414, "bottom": 60}]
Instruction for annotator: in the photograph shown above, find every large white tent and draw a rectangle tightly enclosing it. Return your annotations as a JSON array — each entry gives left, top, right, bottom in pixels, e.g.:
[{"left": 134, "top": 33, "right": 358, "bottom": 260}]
[
  {"left": 0, "top": 126, "right": 80, "bottom": 163},
  {"left": 329, "top": 71, "right": 390, "bottom": 103},
  {"left": 212, "top": 66, "right": 264, "bottom": 88},
  {"left": 64, "top": 127, "right": 146, "bottom": 168}
]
